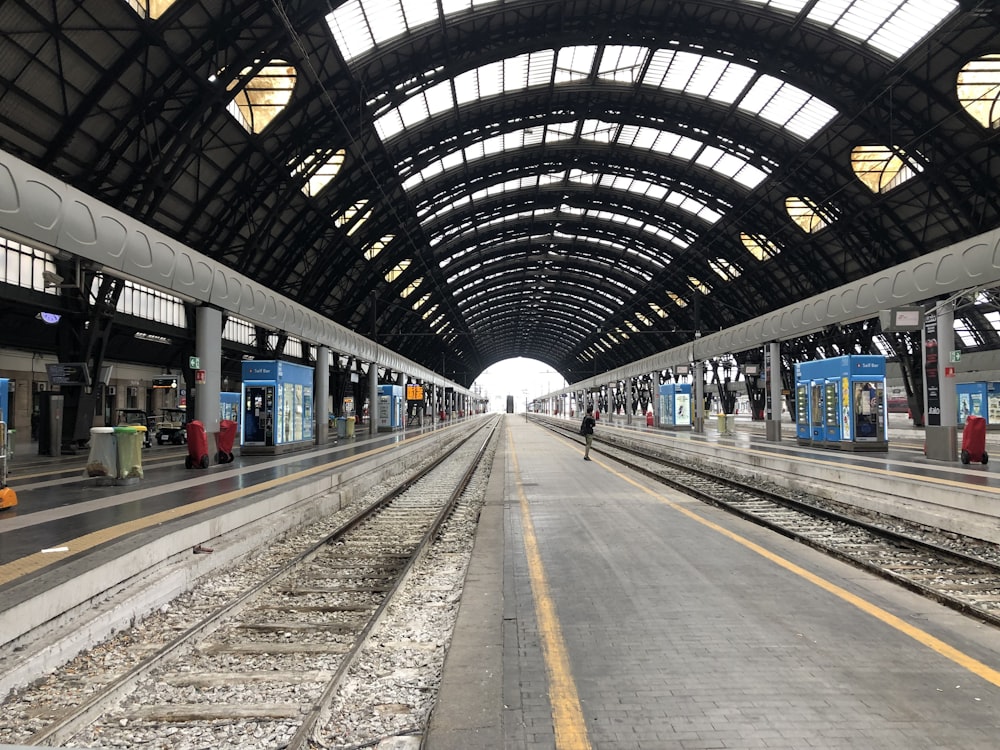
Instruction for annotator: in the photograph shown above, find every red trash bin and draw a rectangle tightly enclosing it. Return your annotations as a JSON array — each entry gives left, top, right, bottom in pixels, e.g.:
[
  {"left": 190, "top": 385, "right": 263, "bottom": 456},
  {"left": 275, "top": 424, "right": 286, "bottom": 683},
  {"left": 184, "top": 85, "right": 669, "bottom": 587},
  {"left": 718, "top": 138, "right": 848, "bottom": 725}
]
[
  {"left": 961, "top": 414, "right": 989, "bottom": 464},
  {"left": 215, "top": 419, "right": 237, "bottom": 464},
  {"left": 646, "top": 412, "right": 654, "bottom": 427},
  {"left": 185, "top": 420, "right": 210, "bottom": 469}
]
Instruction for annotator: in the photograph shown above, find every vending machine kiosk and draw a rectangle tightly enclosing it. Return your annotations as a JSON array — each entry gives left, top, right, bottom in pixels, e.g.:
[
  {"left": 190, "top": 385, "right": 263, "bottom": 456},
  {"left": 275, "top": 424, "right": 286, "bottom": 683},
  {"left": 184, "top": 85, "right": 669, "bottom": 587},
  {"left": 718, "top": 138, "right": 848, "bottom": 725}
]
[
  {"left": 956, "top": 382, "right": 1000, "bottom": 427},
  {"left": 0, "top": 378, "right": 9, "bottom": 427},
  {"left": 377, "top": 384, "right": 403, "bottom": 432},
  {"left": 658, "top": 383, "right": 692, "bottom": 430},
  {"left": 219, "top": 392, "right": 240, "bottom": 423},
  {"left": 795, "top": 355, "right": 887, "bottom": 451},
  {"left": 241, "top": 360, "right": 315, "bottom": 454}
]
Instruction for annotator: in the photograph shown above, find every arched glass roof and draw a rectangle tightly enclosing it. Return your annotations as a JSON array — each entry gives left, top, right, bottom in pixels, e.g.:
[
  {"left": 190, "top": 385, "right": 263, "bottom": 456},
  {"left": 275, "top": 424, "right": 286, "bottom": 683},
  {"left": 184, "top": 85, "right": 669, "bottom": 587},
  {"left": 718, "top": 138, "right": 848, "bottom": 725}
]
[
  {"left": 328, "top": 0, "right": 957, "bottom": 65},
  {"left": 375, "top": 47, "right": 837, "bottom": 145}
]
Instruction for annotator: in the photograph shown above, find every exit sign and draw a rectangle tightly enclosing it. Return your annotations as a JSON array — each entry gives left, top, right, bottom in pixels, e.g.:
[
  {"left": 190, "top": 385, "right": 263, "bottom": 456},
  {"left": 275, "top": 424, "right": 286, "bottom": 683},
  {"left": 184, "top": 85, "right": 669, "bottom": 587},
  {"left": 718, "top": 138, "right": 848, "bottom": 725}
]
[{"left": 189, "top": 356, "right": 200, "bottom": 369}]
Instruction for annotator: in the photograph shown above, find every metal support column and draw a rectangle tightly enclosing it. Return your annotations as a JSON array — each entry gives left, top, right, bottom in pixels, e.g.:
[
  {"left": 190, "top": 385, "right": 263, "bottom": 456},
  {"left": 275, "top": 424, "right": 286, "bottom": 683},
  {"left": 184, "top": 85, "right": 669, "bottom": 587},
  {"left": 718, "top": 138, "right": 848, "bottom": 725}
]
[{"left": 316, "top": 346, "right": 330, "bottom": 445}]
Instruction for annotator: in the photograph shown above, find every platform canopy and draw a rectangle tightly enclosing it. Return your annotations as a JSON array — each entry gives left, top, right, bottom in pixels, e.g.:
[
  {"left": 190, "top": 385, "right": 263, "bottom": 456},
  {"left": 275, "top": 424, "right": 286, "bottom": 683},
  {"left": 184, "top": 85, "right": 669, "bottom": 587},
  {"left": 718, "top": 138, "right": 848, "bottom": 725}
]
[{"left": 0, "top": 0, "right": 998, "bottom": 385}]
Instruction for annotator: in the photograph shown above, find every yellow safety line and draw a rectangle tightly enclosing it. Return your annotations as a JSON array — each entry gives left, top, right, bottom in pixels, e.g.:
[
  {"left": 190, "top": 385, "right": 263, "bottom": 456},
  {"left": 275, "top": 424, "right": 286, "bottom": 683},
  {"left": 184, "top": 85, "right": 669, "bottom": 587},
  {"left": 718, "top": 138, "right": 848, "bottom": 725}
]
[
  {"left": 0, "top": 441, "right": 404, "bottom": 587},
  {"left": 574, "top": 440, "right": 1000, "bottom": 688},
  {"left": 509, "top": 430, "right": 592, "bottom": 750}
]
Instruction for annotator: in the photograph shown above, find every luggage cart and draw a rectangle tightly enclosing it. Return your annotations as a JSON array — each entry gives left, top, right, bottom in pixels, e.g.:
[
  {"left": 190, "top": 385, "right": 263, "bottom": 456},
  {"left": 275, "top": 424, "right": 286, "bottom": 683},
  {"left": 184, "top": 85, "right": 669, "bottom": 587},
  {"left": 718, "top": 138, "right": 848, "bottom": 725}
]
[{"left": 0, "top": 421, "right": 17, "bottom": 510}]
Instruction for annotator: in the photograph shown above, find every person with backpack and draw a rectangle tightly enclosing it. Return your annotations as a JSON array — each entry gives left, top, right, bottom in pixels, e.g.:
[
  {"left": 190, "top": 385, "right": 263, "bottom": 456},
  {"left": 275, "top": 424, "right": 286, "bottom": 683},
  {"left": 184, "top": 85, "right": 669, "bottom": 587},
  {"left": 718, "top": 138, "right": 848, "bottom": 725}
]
[{"left": 580, "top": 406, "right": 596, "bottom": 461}]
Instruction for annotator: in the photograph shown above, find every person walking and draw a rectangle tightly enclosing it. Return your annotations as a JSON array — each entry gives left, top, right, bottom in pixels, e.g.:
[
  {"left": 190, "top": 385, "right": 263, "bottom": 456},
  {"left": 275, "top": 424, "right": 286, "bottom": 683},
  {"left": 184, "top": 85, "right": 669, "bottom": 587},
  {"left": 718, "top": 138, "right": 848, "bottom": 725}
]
[{"left": 580, "top": 406, "right": 596, "bottom": 461}]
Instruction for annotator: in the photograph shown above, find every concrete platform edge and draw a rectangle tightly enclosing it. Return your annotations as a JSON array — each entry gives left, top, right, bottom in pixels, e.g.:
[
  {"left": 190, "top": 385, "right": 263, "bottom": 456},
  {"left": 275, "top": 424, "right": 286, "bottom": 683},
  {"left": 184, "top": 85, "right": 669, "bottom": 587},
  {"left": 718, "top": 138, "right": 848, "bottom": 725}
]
[{"left": 422, "top": 423, "right": 506, "bottom": 749}]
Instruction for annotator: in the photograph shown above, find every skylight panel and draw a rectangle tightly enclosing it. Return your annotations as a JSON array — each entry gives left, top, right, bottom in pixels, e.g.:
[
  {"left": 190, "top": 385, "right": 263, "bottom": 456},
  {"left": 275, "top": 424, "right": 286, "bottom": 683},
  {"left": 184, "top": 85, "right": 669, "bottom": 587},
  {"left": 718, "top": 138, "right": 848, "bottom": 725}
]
[
  {"left": 597, "top": 46, "right": 647, "bottom": 84},
  {"left": 741, "top": 232, "right": 782, "bottom": 261},
  {"left": 424, "top": 79, "right": 455, "bottom": 116},
  {"left": 326, "top": 1, "right": 375, "bottom": 63},
  {"left": 710, "top": 258, "right": 742, "bottom": 280},
  {"left": 786, "top": 196, "right": 831, "bottom": 233},
  {"left": 385, "top": 259, "right": 411, "bottom": 283},
  {"left": 738, "top": 75, "right": 837, "bottom": 139},
  {"left": 649, "top": 303, "right": 668, "bottom": 318},
  {"left": 954, "top": 319, "right": 977, "bottom": 347},
  {"left": 687, "top": 56, "right": 734, "bottom": 99},
  {"left": 364, "top": 235, "right": 394, "bottom": 260},
  {"left": 504, "top": 54, "right": 535, "bottom": 92},
  {"left": 396, "top": 92, "right": 432, "bottom": 130},
  {"left": 689, "top": 276, "right": 712, "bottom": 294},
  {"left": 291, "top": 148, "right": 345, "bottom": 197},
  {"left": 374, "top": 109, "right": 406, "bottom": 141},
  {"left": 747, "top": 0, "right": 961, "bottom": 61},
  {"left": 958, "top": 54, "right": 1000, "bottom": 131},
  {"left": 555, "top": 46, "right": 596, "bottom": 83},
  {"left": 580, "top": 119, "right": 618, "bottom": 143},
  {"left": 335, "top": 200, "right": 370, "bottom": 228},
  {"left": 400, "top": 278, "right": 423, "bottom": 298},
  {"left": 657, "top": 50, "right": 701, "bottom": 92}
]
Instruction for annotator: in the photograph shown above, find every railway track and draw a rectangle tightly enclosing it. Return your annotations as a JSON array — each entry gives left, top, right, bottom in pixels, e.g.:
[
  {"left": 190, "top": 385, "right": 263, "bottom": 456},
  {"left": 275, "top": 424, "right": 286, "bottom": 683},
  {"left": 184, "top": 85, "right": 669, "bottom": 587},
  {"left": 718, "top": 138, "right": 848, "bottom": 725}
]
[
  {"left": 540, "top": 417, "right": 1000, "bottom": 629},
  {"left": 4, "top": 416, "right": 500, "bottom": 749}
]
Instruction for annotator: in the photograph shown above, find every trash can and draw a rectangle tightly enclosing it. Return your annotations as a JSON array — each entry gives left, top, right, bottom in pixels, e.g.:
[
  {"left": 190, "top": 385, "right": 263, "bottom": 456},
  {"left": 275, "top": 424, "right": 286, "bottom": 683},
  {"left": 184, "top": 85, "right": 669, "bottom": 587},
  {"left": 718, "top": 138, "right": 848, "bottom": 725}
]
[
  {"left": 345, "top": 416, "right": 355, "bottom": 438},
  {"left": 717, "top": 413, "right": 732, "bottom": 434},
  {"left": 185, "top": 420, "right": 209, "bottom": 469},
  {"left": 215, "top": 419, "right": 238, "bottom": 463},
  {"left": 336, "top": 416, "right": 348, "bottom": 438},
  {"left": 114, "top": 425, "right": 145, "bottom": 480},
  {"left": 961, "top": 414, "right": 988, "bottom": 464},
  {"left": 86, "top": 427, "right": 116, "bottom": 478}
]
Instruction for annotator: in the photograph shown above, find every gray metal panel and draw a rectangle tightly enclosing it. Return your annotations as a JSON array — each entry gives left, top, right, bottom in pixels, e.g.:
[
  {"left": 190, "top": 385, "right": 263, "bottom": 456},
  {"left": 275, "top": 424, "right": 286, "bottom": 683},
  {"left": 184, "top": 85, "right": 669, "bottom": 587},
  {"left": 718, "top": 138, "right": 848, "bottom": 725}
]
[
  {"left": 0, "top": 149, "right": 461, "bottom": 394},
  {"left": 568, "top": 227, "right": 1000, "bottom": 393}
]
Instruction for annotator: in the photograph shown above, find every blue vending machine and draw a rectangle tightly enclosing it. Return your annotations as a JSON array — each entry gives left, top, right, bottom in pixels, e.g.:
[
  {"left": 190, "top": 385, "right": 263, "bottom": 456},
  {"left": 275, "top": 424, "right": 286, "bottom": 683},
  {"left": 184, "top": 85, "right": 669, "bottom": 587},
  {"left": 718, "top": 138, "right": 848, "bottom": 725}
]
[
  {"left": 219, "top": 392, "right": 240, "bottom": 423},
  {"left": 956, "top": 382, "right": 1000, "bottom": 427},
  {"left": 241, "top": 360, "right": 315, "bottom": 454},
  {"left": 0, "top": 378, "right": 9, "bottom": 426},
  {"left": 377, "top": 384, "right": 403, "bottom": 432},
  {"left": 795, "top": 355, "right": 887, "bottom": 451},
  {"left": 658, "top": 383, "right": 692, "bottom": 430}
]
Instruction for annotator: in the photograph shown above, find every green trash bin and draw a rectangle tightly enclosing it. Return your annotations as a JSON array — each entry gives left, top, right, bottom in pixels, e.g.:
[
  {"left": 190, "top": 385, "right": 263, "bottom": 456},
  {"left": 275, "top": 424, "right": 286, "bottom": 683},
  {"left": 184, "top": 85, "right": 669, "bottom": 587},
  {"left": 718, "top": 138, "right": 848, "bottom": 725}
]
[{"left": 114, "top": 425, "right": 146, "bottom": 480}]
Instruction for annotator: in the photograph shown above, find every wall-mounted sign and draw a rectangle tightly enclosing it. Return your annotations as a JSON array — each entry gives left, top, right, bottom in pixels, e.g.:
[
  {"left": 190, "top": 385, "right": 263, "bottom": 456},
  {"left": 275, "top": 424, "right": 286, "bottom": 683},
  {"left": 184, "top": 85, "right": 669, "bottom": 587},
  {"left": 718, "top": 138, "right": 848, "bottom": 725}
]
[
  {"left": 406, "top": 384, "right": 424, "bottom": 401},
  {"left": 46, "top": 362, "right": 90, "bottom": 386},
  {"left": 152, "top": 376, "right": 179, "bottom": 389}
]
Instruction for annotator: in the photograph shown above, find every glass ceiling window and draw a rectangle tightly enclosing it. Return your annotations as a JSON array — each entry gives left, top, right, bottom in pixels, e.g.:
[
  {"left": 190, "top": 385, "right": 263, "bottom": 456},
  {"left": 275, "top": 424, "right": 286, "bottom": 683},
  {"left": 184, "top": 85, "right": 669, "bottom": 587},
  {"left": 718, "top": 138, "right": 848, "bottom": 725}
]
[
  {"left": 649, "top": 303, "right": 668, "bottom": 318},
  {"left": 123, "top": 0, "right": 179, "bottom": 18},
  {"left": 709, "top": 259, "right": 741, "bottom": 281},
  {"left": 364, "top": 235, "right": 395, "bottom": 260},
  {"left": 407, "top": 124, "right": 759, "bottom": 235},
  {"left": 740, "top": 232, "right": 782, "bottom": 261},
  {"left": 850, "top": 145, "right": 921, "bottom": 193},
  {"left": 431, "top": 207, "right": 689, "bottom": 264},
  {"left": 385, "top": 260, "right": 411, "bottom": 283},
  {"left": 335, "top": 201, "right": 374, "bottom": 236},
  {"left": 688, "top": 276, "right": 712, "bottom": 295},
  {"left": 957, "top": 55, "right": 1000, "bottom": 129},
  {"left": 291, "top": 149, "right": 346, "bottom": 197},
  {"left": 223, "top": 61, "right": 296, "bottom": 134},
  {"left": 740, "top": 0, "right": 957, "bottom": 61},
  {"left": 786, "top": 196, "right": 834, "bottom": 233},
  {"left": 375, "top": 46, "right": 835, "bottom": 145}
]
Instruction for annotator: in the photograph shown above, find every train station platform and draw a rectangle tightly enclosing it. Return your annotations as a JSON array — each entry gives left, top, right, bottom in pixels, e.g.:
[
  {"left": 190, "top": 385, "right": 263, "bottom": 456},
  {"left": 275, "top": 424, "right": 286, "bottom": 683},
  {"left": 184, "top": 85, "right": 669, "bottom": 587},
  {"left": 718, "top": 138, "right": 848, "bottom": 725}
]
[{"left": 427, "top": 414, "right": 1000, "bottom": 749}]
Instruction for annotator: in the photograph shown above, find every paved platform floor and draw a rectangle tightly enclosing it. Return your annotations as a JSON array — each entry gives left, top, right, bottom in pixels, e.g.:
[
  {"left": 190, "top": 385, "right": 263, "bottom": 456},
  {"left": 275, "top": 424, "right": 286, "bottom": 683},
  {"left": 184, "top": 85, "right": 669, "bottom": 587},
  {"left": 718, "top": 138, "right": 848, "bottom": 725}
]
[{"left": 426, "top": 415, "right": 1000, "bottom": 749}]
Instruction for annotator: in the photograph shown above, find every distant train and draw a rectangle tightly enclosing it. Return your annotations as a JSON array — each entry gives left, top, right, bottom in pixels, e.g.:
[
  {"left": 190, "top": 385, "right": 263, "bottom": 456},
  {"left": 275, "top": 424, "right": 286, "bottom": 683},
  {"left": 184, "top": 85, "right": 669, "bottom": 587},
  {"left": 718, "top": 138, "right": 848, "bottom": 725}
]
[{"left": 506, "top": 395, "right": 514, "bottom": 414}]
